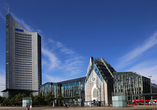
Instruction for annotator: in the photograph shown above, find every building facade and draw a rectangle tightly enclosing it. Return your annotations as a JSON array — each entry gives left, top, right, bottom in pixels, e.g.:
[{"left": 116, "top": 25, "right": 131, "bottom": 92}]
[
  {"left": 85, "top": 57, "right": 116, "bottom": 106},
  {"left": 113, "top": 72, "right": 150, "bottom": 101},
  {"left": 40, "top": 57, "right": 154, "bottom": 106},
  {"left": 40, "top": 77, "right": 85, "bottom": 106},
  {"left": 40, "top": 83, "right": 60, "bottom": 98},
  {"left": 2, "top": 13, "right": 41, "bottom": 97}
]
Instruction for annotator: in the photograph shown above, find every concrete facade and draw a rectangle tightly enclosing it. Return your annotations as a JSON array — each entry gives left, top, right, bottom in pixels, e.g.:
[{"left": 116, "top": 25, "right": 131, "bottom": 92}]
[
  {"left": 85, "top": 69, "right": 107, "bottom": 105},
  {"left": 85, "top": 57, "right": 115, "bottom": 106},
  {"left": 2, "top": 13, "right": 41, "bottom": 97}
]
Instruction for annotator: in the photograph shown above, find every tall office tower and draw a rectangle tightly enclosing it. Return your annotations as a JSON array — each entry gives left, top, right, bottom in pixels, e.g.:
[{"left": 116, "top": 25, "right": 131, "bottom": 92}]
[{"left": 2, "top": 13, "right": 41, "bottom": 97}]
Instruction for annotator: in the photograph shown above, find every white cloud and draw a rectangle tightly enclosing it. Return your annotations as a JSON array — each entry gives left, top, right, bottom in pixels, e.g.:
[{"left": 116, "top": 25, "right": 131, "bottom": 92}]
[
  {"left": 128, "top": 60, "right": 157, "bottom": 84},
  {"left": 42, "top": 39, "right": 84, "bottom": 77},
  {"left": 57, "top": 42, "right": 75, "bottom": 55},
  {"left": 42, "top": 47, "right": 60, "bottom": 70},
  {"left": 0, "top": 71, "right": 5, "bottom": 96},
  {"left": 115, "top": 32, "right": 157, "bottom": 84},
  {"left": 64, "top": 56, "right": 84, "bottom": 76},
  {"left": 45, "top": 74, "right": 66, "bottom": 83},
  {"left": 36, "top": 29, "right": 42, "bottom": 34},
  {"left": 0, "top": 12, "right": 5, "bottom": 20},
  {"left": 12, "top": 13, "right": 34, "bottom": 32},
  {"left": 0, "top": 2, "right": 9, "bottom": 21},
  {"left": 2, "top": 2, "right": 9, "bottom": 12},
  {"left": 117, "top": 32, "right": 157, "bottom": 69},
  {"left": 56, "top": 41, "right": 84, "bottom": 76}
]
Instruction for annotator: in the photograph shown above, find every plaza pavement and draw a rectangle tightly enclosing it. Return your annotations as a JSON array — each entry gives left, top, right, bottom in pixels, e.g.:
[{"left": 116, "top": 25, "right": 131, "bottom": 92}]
[{"left": 1, "top": 105, "right": 157, "bottom": 110}]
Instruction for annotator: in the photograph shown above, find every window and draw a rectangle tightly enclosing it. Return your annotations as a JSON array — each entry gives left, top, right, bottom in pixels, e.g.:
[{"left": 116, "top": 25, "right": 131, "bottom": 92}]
[{"left": 93, "top": 88, "right": 97, "bottom": 98}]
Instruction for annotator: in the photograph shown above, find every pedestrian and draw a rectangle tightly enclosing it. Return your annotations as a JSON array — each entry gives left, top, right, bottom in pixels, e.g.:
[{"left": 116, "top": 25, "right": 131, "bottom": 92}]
[
  {"left": 65, "top": 103, "right": 67, "bottom": 108},
  {"left": 30, "top": 105, "right": 32, "bottom": 109},
  {"left": 67, "top": 103, "right": 69, "bottom": 108},
  {"left": 26, "top": 104, "right": 29, "bottom": 110}
]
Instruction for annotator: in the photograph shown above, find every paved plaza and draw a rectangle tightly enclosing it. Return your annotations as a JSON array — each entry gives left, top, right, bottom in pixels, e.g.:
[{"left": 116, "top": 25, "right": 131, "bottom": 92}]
[{"left": 1, "top": 105, "right": 157, "bottom": 110}]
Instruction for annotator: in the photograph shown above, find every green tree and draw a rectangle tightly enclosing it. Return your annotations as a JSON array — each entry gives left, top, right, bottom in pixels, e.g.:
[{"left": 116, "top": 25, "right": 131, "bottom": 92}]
[
  {"left": 29, "top": 93, "right": 34, "bottom": 103},
  {"left": 45, "top": 92, "right": 54, "bottom": 106},
  {"left": 22, "top": 93, "right": 27, "bottom": 98},
  {"left": 0, "top": 96, "right": 5, "bottom": 103},
  {"left": 10, "top": 96, "right": 16, "bottom": 105},
  {"left": 6, "top": 95, "right": 12, "bottom": 104},
  {"left": 56, "top": 93, "right": 64, "bottom": 106},
  {"left": 3, "top": 98, "right": 7, "bottom": 106},
  {"left": 13, "top": 95, "right": 18, "bottom": 105},
  {"left": 34, "top": 93, "right": 44, "bottom": 106},
  {"left": 15, "top": 93, "right": 22, "bottom": 105}
]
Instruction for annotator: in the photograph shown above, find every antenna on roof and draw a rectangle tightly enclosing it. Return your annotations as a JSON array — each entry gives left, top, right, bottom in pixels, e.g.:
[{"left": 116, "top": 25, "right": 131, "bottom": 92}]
[{"left": 8, "top": 6, "right": 10, "bottom": 14}]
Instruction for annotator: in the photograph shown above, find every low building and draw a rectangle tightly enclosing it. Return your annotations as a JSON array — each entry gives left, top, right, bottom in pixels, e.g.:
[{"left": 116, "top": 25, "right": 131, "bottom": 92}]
[
  {"left": 151, "top": 83, "right": 157, "bottom": 99},
  {"left": 40, "top": 82, "right": 60, "bottom": 98},
  {"left": 113, "top": 72, "right": 150, "bottom": 101},
  {"left": 40, "top": 77, "right": 85, "bottom": 106},
  {"left": 152, "top": 83, "right": 157, "bottom": 93},
  {"left": 40, "top": 57, "right": 155, "bottom": 106}
]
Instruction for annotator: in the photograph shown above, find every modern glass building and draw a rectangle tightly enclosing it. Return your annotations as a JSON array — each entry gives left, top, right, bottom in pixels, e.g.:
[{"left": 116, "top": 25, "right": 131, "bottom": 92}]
[
  {"left": 40, "top": 57, "right": 155, "bottom": 106},
  {"left": 85, "top": 57, "right": 116, "bottom": 106},
  {"left": 40, "top": 77, "right": 85, "bottom": 106},
  {"left": 40, "top": 83, "right": 60, "bottom": 98},
  {"left": 2, "top": 13, "right": 42, "bottom": 97},
  {"left": 113, "top": 72, "right": 150, "bottom": 100}
]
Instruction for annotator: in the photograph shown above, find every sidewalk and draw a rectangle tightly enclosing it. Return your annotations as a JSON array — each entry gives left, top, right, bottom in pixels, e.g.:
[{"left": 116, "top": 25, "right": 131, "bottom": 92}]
[{"left": 0, "top": 105, "right": 157, "bottom": 110}]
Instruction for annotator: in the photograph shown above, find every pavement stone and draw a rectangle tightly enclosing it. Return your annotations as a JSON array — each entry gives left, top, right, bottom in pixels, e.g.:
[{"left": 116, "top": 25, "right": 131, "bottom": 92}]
[{"left": 1, "top": 105, "right": 157, "bottom": 110}]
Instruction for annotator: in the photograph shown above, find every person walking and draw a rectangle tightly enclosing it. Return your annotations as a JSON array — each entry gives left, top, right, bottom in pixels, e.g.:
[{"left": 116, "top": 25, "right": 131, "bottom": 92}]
[
  {"left": 64, "top": 103, "right": 67, "bottom": 108},
  {"left": 26, "top": 104, "right": 29, "bottom": 110},
  {"left": 67, "top": 103, "right": 69, "bottom": 108}
]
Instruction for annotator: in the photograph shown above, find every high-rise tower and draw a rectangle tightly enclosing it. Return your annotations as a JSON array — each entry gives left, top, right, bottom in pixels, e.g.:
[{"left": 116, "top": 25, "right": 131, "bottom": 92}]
[{"left": 2, "top": 13, "right": 42, "bottom": 97}]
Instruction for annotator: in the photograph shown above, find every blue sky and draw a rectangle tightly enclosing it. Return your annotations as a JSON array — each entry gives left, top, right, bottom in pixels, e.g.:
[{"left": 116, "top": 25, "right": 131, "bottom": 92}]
[{"left": 1, "top": 0, "right": 157, "bottom": 96}]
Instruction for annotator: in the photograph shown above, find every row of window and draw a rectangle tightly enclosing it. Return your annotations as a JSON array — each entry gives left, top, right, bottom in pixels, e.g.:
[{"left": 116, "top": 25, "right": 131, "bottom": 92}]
[{"left": 15, "top": 32, "right": 31, "bottom": 36}]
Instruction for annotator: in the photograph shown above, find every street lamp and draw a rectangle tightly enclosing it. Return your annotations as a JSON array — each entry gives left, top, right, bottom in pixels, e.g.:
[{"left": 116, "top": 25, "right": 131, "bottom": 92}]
[{"left": 148, "top": 76, "right": 152, "bottom": 104}]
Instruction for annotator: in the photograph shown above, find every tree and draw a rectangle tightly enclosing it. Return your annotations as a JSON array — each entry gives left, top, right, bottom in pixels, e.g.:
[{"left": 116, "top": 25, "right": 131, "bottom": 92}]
[
  {"left": 34, "top": 93, "right": 44, "bottom": 106},
  {"left": 15, "top": 93, "right": 22, "bottom": 105},
  {"left": 22, "top": 93, "right": 27, "bottom": 98},
  {"left": 10, "top": 96, "right": 16, "bottom": 105},
  {"left": 45, "top": 92, "right": 54, "bottom": 106},
  {"left": 3, "top": 98, "right": 7, "bottom": 106},
  {"left": 56, "top": 93, "right": 64, "bottom": 106},
  {"left": 12, "top": 95, "right": 18, "bottom": 105},
  {"left": 6, "top": 95, "right": 12, "bottom": 104},
  {"left": 29, "top": 93, "right": 34, "bottom": 104},
  {"left": 0, "top": 96, "right": 5, "bottom": 103}
]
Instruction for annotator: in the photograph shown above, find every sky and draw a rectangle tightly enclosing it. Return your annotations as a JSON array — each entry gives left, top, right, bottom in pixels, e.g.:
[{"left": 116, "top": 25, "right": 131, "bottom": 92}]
[{"left": 0, "top": 0, "right": 157, "bottom": 96}]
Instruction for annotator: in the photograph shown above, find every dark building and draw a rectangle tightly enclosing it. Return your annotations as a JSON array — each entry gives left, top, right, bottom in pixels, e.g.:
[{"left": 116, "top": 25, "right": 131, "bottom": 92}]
[{"left": 2, "top": 13, "right": 42, "bottom": 97}]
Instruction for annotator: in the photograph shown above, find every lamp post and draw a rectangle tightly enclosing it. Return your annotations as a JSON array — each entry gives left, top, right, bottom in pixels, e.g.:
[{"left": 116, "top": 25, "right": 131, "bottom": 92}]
[{"left": 148, "top": 76, "right": 152, "bottom": 104}]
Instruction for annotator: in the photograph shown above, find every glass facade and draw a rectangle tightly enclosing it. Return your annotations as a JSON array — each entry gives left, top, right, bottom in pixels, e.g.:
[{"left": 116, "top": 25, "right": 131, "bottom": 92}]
[
  {"left": 39, "top": 56, "right": 156, "bottom": 105},
  {"left": 113, "top": 72, "right": 150, "bottom": 100},
  {"left": 40, "top": 77, "right": 86, "bottom": 106},
  {"left": 40, "top": 83, "right": 60, "bottom": 98}
]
